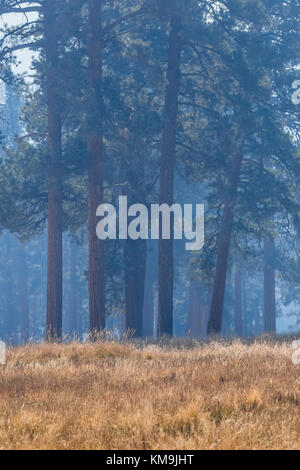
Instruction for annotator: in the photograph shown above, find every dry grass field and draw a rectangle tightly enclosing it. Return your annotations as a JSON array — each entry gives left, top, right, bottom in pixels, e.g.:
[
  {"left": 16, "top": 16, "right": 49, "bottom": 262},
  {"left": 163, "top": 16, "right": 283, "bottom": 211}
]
[{"left": 0, "top": 339, "right": 299, "bottom": 450}]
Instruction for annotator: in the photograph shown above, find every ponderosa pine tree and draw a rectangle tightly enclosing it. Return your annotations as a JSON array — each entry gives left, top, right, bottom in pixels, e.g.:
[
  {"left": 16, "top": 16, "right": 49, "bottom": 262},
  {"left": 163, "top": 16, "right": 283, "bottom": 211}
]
[
  {"left": 234, "top": 269, "right": 243, "bottom": 337},
  {"left": 18, "top": 241, "right": 30, "bottom": 343},
  {"left": 43, "top": 0, "right": 63, "bottom": 340},
  {"left": 87, "top": 0, "right": 105, "bottom": 337},
  {"left": 0, "top": 0, "right": 71, "bottom": 340},
  {"left": 207, "top": 132, "right": 244, "bottom": 335},
  {"left": 263, "top": 236, "right": 276, "bottom": 334},
  {"left": 158, "top": 10, "right": 182, "bottom": 337}
]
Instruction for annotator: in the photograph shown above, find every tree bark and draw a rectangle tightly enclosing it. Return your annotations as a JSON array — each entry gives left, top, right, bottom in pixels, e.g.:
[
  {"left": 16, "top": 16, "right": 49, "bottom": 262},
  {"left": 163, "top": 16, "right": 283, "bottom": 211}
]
[
  {"left": 125, "top": 239, "right": 146, "bottom": 338},
  {"left": 122, "top": 142, "right": 147, "bottom": 338},
  {"left": 18, "top": 242, "right": 30, "bottom": 343},
  {"left": 264, "top": 237, "right": 276, "bottom": 334},
  {"left": 43, "top": 0, "right": 63, "bottom": 341},
  {"left": 68, "top": 240, "right": 80, "bottom": 338},
  {"left": 3, "top": 233, "right": 15, "bottom": 343},
  {"left": 207, "top": 137, "right": 244, "bottom": 335},
  {"left": 143, "top": 243, "right": 155, "bottom": 338},
  {"left": 88, "top": 0, "right": 105, "bottom": 337},
  {"left": 234, "top": 269, "right": 243, "bottom": 337},
  {"left": 158, "top": 14, "right": 181, "bottom": 337},
  {"left": 188, "top": 279, "right": 208, "bottom": 339}
]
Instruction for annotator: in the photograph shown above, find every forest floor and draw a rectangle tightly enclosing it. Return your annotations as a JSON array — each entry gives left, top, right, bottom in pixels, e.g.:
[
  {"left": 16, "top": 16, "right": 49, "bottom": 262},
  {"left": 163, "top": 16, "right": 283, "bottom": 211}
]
[{"left": 0, "top": 339, "right": 299, "bottom": 450}]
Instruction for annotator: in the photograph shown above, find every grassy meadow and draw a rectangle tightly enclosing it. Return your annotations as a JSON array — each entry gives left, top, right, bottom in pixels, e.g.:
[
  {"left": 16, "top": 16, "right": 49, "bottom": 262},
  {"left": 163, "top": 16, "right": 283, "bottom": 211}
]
[{"left": 0, "top": 339, "right": 299, "bottom": 450}]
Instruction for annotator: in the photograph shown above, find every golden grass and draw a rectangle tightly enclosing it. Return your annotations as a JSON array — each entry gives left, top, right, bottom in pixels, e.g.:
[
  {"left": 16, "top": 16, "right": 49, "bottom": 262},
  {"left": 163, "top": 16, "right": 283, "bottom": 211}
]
[{"left": 0, "top": 340, "right": 299, "bottom": 450}]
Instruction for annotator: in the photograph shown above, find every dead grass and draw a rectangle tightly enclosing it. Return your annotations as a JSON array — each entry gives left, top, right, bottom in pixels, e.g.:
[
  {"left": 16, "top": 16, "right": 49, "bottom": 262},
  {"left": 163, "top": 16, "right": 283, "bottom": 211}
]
[{"left": 0, "top": 340, "right": 299, "bottom": 450}]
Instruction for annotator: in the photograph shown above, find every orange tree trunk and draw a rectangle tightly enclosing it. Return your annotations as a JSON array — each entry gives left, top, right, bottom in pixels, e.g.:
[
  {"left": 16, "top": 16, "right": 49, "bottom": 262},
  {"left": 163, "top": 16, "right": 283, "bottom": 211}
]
[
  {"left": 43, "top": 0, "right": 63, "bottom": 341},
  {"left": 68, "top": 240, "right": 80, "bottom": 338},
  {"left": 207, "top": 138, "right": 244, "bottom": 335},
  {"left": 19, "top": 242, "right": 30, "bottom": 343},
  {"left": 158, "top": 14, "right": 181, "bottom": 337},
  {"left": 234, "top": 270, "right": 243, "bottom": 337},
  {"left": 264, "top": 237, "right": 276, "bottom": 334},
  {"left": 87, "top": 0, "right": 105, "bottom": 337},
  {"left": 143, "top": 242, "right": 156, "bottom": 338},
  {"left": 188, "top": 279, "right": 209, "bottom": 339}
]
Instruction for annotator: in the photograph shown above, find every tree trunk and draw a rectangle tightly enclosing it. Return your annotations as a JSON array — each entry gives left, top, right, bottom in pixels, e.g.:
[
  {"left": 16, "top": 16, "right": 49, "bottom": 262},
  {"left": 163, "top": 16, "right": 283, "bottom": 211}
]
[
  {"left": 188, "top": 280, "right": 208, "bottom": 339},
  {"left": 125, "top": 239, "right": 146, "bottom": 338},
  {"left": 3, "top": 233, "right": 15, "bottom": 343},
  {"left": 207, "top": 137, "right": 244, "bottom": 335},
  {"left": 264, "top": 237, "right": 276, "bottom": 334},
  {"left": 143, "top": 243, "right": 155, "bottom": 338},
  {"left": 44, "top": 0, "right": 63, "bottom": 341},
  {"left": 68, "top": 240, "right": 80, "bottom": 338},
  {"left": 158, "top": 14, "right": 181, "bottom": 337},
  {"left": 122, "top": 141, "right": 147, "bottom": 338},
  {"left": 234, "top": 269, "right": 243, "bottom": 337},
  {"left": 88, "top": 0, "right": 105, "bottom": 337},
  {"left": 18, "top": 242, "right": 30, "bottom": 343}
]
